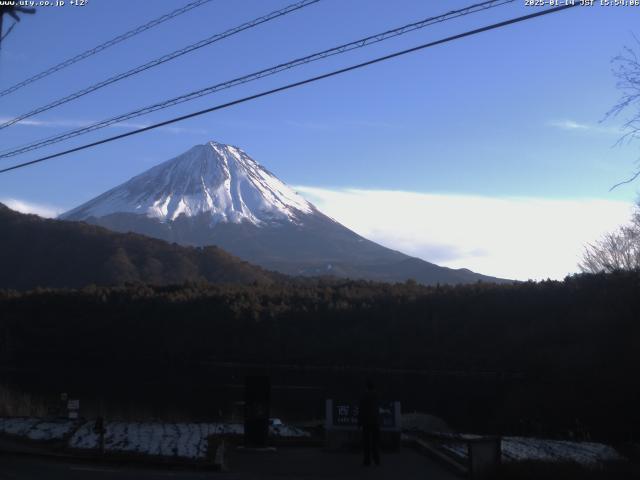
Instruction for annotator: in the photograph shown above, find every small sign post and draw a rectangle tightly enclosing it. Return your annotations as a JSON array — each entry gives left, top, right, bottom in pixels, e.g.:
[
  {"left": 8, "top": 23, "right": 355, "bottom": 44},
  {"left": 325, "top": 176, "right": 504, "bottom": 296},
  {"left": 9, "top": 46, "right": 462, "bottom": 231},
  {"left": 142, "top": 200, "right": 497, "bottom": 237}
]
[
  {"left": 325, "top": 399, "right": 401, "bottom": 450},
  {"left": 67, "top": 399, "right": 80, "bottom": 420}
]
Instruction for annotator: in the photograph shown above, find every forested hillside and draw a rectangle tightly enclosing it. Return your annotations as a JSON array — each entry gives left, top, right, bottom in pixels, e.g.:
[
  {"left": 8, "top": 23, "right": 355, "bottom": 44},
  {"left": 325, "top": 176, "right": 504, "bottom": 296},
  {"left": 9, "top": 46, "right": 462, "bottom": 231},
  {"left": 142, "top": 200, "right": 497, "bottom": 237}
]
[
  {"left": 0, "top": 203, "right": 278, "bottom": 289},
  {"left": 1, "top": 271, "right": 638, "bottom": 440}
]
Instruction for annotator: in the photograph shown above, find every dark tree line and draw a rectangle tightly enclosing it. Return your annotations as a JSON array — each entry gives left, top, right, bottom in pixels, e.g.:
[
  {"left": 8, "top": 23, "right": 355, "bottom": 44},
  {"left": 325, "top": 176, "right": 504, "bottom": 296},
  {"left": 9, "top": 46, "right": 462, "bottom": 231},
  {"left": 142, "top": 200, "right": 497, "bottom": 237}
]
[
  {"left": 1, "top": 271, "right": 639, "bottom": 441},
  {"left": 0, "top": 203, "right": 278, "bottom": 290}
]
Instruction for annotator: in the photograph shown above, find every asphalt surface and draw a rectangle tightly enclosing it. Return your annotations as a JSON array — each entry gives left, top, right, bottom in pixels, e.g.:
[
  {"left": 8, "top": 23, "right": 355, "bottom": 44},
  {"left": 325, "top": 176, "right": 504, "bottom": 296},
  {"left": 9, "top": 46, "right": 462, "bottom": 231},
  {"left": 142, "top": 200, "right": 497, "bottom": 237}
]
[{"left": 0, "top": 447, "right": 460, "bottom": 480}]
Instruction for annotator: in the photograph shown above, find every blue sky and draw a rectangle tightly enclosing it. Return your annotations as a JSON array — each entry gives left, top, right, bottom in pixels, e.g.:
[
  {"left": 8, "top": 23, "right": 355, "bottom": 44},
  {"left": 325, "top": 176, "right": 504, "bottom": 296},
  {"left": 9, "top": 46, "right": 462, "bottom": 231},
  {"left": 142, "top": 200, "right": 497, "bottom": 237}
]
[{"left": 0, "top": 0, "right": 639, "bottom": 279}]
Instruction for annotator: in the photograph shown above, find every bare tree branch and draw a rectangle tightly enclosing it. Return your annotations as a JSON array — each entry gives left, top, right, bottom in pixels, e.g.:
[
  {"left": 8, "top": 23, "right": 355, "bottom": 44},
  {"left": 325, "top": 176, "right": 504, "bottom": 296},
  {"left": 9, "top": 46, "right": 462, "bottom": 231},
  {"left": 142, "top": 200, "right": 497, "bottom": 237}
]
[
  {"left": 606, "top": 38, "right": 640, "bottom": 190},
  {"left": 580, "top": 202, "right": 640, "bottom": 273},
  {"left": 609, "top": 169, "right": 640, "bottom": 191}
]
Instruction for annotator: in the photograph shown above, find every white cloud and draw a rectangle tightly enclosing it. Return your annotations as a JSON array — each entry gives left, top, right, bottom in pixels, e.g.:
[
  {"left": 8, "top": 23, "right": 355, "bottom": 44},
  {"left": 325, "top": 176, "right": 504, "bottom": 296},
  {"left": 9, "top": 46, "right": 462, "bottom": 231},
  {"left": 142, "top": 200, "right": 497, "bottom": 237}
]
[
  {"left": 2, "top": 190, "right": 634, "bottom": 281},
  {"left": 295, "top": 186, "right": 635, "bottom": 281},
  {"left": 0, "top": 116, "right": 207, "bottom": 135},
  {"left": 547, "top": 119, "right": 622, "bottom": 135},
  {"left": 0, "top": 198, "right": 65, "bottom": 218},
  {"left": 548, "top": 120, "right": 590, "bottom": 130},
  {"left": 0, "top": 117, "right": 90, "bottom": 128},
  {"left": 112, "top": 121, "right": 208, "bottom": 135}
]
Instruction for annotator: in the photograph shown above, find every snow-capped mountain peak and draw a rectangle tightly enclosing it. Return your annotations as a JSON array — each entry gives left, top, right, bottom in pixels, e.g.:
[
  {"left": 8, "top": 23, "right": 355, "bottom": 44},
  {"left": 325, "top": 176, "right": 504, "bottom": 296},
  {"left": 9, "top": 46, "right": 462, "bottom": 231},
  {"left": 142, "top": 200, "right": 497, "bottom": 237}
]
[
  {"left": 60, "top": 141, "right": 313, "bottom": 225},
  {"left": 59, "top": 140, "right": 505, "bottom": 285}
]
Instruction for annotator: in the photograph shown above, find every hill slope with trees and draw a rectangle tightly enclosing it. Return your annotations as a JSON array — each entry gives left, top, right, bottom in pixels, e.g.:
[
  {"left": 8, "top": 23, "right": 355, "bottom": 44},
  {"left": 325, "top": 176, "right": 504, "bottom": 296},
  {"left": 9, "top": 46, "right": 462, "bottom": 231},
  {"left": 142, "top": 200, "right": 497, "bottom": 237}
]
[{"left": 0, "top": 203, "right": 278, "bottom": 289}]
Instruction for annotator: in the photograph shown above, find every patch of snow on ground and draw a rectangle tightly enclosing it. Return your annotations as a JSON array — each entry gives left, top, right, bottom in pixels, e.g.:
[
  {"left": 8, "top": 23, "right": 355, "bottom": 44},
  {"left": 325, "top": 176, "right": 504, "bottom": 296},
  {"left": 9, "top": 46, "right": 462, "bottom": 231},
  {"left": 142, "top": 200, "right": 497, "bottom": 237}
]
[
  {"left": 441, "top": 442, "right": 467, "bottom": 462},
  {"left": 68, "top": 422, "right": 97, "bottom": 449},
  {"left": 2, "top": 417, "right": 308, "bottom": 459},
  {"left": 0, "top": 417, "right": 75, "bottom": 440},
  {"left": 502, "top": 437, "right": 624, "bottom": 466},
  {"left": 26, "top": 420, "right": 76, "bottom": 441},
  {"left": 270, "top": 424, "right": 311, "bottom": 437},
  {"left": 67, "top": 421, "right": 308, "bottom": 459},
  {"left": 0, "top": 417, "right": 40, "bottom": 436},
  {"left": 439, "top": 436, "right": 624, "bottom": 467}
]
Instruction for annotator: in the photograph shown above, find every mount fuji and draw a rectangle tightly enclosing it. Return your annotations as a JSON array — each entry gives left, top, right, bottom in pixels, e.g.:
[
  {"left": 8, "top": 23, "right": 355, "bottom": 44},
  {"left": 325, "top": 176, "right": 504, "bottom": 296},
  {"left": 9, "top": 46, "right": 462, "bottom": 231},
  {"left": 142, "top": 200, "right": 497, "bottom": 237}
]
[{"left": 61, "top": 141, "right": 503, "bottom": 284}]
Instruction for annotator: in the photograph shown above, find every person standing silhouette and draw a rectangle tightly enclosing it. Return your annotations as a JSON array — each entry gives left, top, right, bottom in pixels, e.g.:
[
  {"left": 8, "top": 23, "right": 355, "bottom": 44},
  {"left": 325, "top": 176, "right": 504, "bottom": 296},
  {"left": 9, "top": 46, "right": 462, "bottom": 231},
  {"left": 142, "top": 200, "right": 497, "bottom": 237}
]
[{"left": 358, "top": 379, "right": 380, "bottom": 466}]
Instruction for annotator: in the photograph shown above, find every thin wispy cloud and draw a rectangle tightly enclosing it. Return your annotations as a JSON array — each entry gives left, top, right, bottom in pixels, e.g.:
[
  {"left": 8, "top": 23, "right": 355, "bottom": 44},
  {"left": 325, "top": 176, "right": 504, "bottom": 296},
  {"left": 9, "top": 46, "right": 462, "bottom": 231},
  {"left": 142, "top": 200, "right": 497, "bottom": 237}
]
[
  {"left": 114, "top": 122, "right": 208, "bottom": 135},
  {"left": 0, "top": 116, "right": 207, "bottom": 135},
  {"left": 549, "top": 120, "right": 590, "bottom": 130},
  {"left": 295, "top": 186, "right": 634, "bottom": 281},
  {"left": 0, "top": 117, "right": 90, "bottom": 128},
  {"left": 547, "top": 119, "right": 622, "bottom": 135},
  {"left": 0, "top": 198, "right": 65, "bottom": 218}
]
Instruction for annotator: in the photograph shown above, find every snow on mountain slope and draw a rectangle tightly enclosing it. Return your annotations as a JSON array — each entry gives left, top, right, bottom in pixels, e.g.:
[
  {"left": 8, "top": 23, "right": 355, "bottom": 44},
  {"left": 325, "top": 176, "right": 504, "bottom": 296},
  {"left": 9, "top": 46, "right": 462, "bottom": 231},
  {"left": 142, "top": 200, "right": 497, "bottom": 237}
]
[
  {"left": 61, "top": 141, "right": 313, "bottom": 225},
  {"left": 59, "top": 140, "right": 508, "bottom": 285}
]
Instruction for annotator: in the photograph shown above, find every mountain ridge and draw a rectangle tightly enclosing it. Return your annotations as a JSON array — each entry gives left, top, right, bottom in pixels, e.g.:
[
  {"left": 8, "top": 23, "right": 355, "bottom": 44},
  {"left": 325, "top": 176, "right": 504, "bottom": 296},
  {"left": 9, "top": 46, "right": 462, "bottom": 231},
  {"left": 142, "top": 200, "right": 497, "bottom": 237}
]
[
  {"left": 61, "top": 141, "right": 508, "bottom": 285},
  {"left": 0, "top": 203, "right": 279, "bottom": 290}
]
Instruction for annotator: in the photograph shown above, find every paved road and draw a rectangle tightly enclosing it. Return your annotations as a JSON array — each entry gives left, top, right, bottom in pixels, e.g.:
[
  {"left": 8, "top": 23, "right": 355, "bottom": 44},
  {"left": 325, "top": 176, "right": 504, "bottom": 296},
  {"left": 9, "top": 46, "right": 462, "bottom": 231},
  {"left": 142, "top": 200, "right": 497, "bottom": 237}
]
[
  {"left": 1, "top": 453, "right": 212, "bottom": 480},
  {"left": 0, "top": 448, "right": 460, "bottom": 480},
  {"left": 226, "top": 446, "right": 460, "bottom": 480}
]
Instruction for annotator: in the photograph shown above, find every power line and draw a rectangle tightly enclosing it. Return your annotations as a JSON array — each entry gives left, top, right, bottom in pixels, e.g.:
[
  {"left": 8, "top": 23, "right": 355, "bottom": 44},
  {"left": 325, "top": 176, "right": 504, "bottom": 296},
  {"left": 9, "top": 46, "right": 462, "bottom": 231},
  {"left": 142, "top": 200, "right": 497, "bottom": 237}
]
[
  {"left": 0, "top": 3, "right": 579, "bottom": 176},
  {"left": 0, "top": 0, "right": 214, "bottom": 98},
  {"left": 0, "top": 0, "right": 516, "bottom": 160},
  {"left": 0, "top": 0, "right": 321, "bottom": 130}
]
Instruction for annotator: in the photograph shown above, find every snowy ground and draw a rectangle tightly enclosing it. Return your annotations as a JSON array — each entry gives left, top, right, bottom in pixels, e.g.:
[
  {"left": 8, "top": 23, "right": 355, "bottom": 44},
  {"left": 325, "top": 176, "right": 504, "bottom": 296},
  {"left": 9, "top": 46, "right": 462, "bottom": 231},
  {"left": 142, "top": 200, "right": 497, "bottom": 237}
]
[
  {"left": 440, "top": 436, "right": 624, "bottom": 467},
  {"left": 501, "top": 437, "right": 625, "bottom": 465},
  {"left": 0, "top": 417, "right": 77, "bottom": 441},
  {"left": 0, "top": 417, "right": 310, "bottom": 460},
  {"left": 70, "top": 421, "right": 309, "bottom": 459}
]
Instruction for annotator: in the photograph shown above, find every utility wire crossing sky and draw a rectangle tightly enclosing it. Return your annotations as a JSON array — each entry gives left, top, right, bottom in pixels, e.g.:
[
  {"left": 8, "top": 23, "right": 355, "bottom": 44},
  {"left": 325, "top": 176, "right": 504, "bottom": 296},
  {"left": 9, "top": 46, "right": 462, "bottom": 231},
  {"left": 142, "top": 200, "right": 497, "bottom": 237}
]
[
  {"left": 0, "top": 0, "right": 215, "bottom": 98},
  {"left": 0, "top": 0, "right": 515, "bottom": 160}
]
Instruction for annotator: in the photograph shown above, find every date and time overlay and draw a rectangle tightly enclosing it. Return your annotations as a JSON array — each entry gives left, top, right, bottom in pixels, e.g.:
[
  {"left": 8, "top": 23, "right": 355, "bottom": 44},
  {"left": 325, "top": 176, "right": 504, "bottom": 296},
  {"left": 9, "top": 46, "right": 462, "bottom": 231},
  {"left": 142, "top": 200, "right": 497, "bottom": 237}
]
[
  {"left": 526, "top": 0, "right": 639, "bottom": 6},
  {"left": 1, "top": 0, "right": 639, "bottom": 9}
]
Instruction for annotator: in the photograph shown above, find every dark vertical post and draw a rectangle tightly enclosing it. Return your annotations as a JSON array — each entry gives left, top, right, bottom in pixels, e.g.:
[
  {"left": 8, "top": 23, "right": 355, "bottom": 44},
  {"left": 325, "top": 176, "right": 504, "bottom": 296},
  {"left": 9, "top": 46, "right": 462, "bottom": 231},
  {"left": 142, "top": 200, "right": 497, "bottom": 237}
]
[
  {"left": 244, "top": 375, "right": 270, "bottom": 448},
  {"left": 94, "top": 416, "right": 105, "bottom": 454}
]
